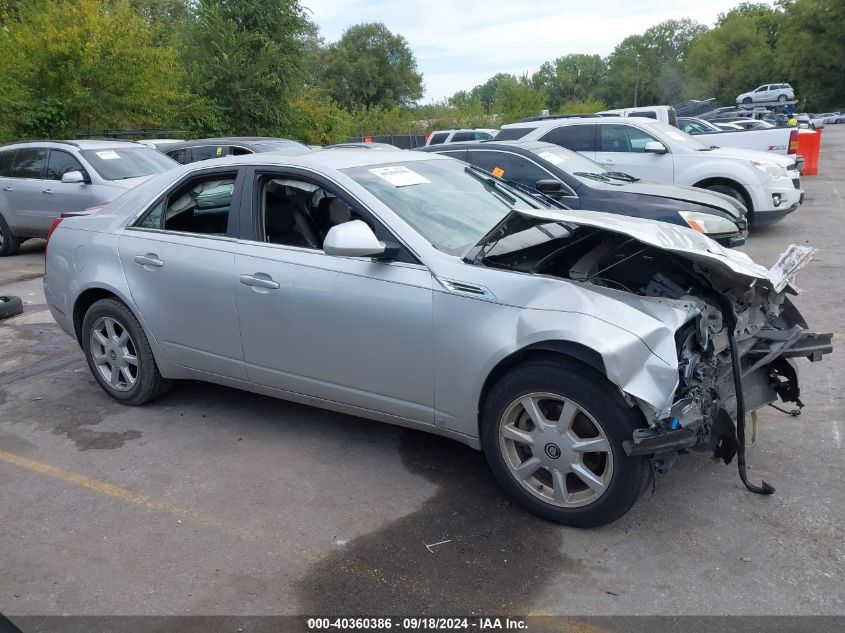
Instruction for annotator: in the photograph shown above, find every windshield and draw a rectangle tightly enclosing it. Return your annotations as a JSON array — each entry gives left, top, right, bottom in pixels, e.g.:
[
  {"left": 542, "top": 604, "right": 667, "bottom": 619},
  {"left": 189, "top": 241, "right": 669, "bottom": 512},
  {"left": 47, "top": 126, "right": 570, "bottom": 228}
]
[
  {"left": 528, "top": 145, "right": 620, "bottom": 185},
  {"left": 80, "top": 147, "right": 177, "bottom": 181},
  {"left": 636, "top": 120, "right": 710, "bottom": 151},
  {"left": 342, "top": 158, "right": 544, "bottom": 255}
]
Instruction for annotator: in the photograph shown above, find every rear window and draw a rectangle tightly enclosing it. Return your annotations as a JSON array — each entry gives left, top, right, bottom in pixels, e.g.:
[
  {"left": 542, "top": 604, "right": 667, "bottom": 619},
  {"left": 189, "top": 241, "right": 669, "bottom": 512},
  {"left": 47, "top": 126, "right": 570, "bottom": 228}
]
[
  {"left": 428, "top": 133, "right": 450, "bottom": 145},
  {"left": 80, "top": 147, "right": 177, "bottom": 181},
  {"left": 450, "top": 132, "right": 475, "bottom": 142},
  {"left": 541, "top": 125, "right": 596, "bottom": 152},
  {"left": 0, "top": 149, "right": 16, "bottom": 177},
  {"left": 495, "top": 127, "right": 536, "bottom": 141},
  {"left": 629, "top": 111, "right": 657, "bottom": 119},
  {"left": 11, "top": 148, "right": 47, "bottom": 179}
]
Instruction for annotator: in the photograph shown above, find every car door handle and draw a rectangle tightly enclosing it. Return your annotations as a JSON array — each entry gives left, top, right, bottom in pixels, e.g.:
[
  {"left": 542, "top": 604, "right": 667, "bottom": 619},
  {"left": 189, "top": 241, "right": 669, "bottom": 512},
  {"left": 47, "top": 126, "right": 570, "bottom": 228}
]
[
  {"left": 133, "top": 253, "right": 164, "bottom": 268},
  {"left": 42, "top": 188, "right": 53, "bottom": 195},
  {"left": 239, "top": 273, "right": 280, "bottom": 290}
]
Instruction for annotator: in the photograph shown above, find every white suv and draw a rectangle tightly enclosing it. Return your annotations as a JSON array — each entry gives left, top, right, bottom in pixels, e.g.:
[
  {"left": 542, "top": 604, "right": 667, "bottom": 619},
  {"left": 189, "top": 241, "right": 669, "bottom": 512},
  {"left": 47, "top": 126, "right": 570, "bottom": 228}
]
[
  {"left": 497, "top": 117, "right": 803, "bottom": 225},
  {"left": 425, "top": 128, "right": 497, "bottom": 146},
  {"left": 736, "top": 83, "right": 795, "bottom": 105}
]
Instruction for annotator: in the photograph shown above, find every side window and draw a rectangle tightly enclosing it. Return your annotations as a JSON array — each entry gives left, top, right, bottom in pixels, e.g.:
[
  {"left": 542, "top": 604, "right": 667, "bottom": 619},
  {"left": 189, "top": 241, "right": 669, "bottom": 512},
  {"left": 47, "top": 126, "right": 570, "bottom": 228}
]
[
  {"left": 190, "top": 145, "right": 223, "bottom": 162},
  {"left": 541, "top": 125, "right": 596, "bottom": 152},
  {"left": 629, "top": 111, "right": 657, "bottom": 120},
  {"left": 428, "top": 133, "right": 449, "bottom": 145},
  {"left": 166, "top": 148, "right": 188, "bottom": 164},
  {"left": 11, "top": 148, "right": 47, "bottom": 179},
  {"left": 599, "top": 125, "right": 657, "bottom": 153},
  {"left": 755, "top": 85, "right": 768, "bottom": 93},
  {"left": 474, "top": 132, "right": 493, "bottom": 140},
  {"left": 46, "top": 150, "right": 85, "bottom": 181},
  {"left": 469, "top": 151, "right": 550, "bottom": 188},
  {"left": 229, "top": 146, "right": 252, "bottom": 156},
  {"left": 450, "top": 132, "right": 474, "bottom": 142},
  {"left": 0, "top": 150, "right": 16, "bottom": 177},
  {"left": 136, "top": 173, "right": 237, "bottom": 235}
]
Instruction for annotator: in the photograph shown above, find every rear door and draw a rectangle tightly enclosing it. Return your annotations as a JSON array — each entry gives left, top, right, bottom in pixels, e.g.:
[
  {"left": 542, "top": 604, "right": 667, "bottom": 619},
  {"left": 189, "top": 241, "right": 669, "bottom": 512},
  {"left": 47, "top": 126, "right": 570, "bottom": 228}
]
[
  {"left": 540, "top": 124, "right": 597, "bottom": 161},
  {"left": 40, "top": 149, "right": 93, "bottom": 220},
  {"left": 594, "top": 124, "right": 674, "bottom": 182},
  {"left": 4, "top": 147, "right": 49, "bottom": 234},
  {"left": 118, "top": 167, "right": 246, "bottom": 379}
]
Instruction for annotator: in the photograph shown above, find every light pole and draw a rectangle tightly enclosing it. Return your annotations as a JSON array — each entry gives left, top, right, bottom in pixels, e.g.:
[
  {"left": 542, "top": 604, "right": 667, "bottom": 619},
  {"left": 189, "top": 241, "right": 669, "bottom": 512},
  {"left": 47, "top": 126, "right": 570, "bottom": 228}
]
[{"left": 633, "top": 54, "right": 640, "bottom": 107}]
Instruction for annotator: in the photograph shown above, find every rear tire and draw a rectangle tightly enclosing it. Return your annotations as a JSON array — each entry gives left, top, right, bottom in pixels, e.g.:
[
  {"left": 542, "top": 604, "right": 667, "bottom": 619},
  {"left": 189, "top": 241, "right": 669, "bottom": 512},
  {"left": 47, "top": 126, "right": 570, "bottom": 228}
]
[
  {"left": 742, "top": 97, "right": 752, "bottom": 105},
  {"left": 480, "top": 360, "right": 650, "bottom": 527},
  {"left": 0, "top": 213, "right": 20, "bottom": 257},
  {"left": 82, "top": 298, "right": 171, "bottom": 405}
]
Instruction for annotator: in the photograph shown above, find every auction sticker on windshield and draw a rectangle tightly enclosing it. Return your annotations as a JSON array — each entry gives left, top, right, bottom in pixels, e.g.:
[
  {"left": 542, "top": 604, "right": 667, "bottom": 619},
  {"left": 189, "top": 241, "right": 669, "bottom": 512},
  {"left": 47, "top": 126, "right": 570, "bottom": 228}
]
[
  {"left": 96, "top": 150, "right": 121, "bottom": 160},
  {"left": 539, "top": 150, "right": 569, "bottom": 165},
  {"left": 369, "top": 166, "right": 431, "bottom": 187}
]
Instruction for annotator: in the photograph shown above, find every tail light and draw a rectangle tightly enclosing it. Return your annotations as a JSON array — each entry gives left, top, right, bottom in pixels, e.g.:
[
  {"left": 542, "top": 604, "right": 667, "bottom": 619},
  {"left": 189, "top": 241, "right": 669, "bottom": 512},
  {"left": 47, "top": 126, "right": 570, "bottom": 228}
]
[
  {"left": 788, "top": 129, "right": 799, "bottom": 154},
  {"left": 45, "top": 216, "right": 65, "bottom": 254}
]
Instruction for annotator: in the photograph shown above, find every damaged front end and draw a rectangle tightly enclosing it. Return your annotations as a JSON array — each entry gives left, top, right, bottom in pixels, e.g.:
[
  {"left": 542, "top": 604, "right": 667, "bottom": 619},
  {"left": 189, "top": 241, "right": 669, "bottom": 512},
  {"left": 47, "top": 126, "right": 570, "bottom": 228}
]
[{"left": 466, "top": 209, "right": 833, "bottom": 490}]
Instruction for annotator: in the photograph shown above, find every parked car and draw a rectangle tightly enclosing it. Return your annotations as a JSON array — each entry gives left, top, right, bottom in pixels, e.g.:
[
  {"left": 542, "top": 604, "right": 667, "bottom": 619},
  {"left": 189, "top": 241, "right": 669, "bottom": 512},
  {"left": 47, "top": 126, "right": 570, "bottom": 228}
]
[
  {"left": 158, "top": 137, "right": 309, "bottom": 164},
  {"left": 736, "top": 83, "right": 795, "bottom": 105},
  {"left": 0, "top": 140, "right": 178, "bottom": 256},
  {"left": 136, "top": 139, "right": 184, "bottom": 148},
  {"left": 808, "top": 114, "right": 828, "bottom": 129},
  {"left": 425, "top": 129, "right": 498, "bottom": 146},
  {"left": 43, "top": 149, "right": 831, "bottom": 527},
  {"left": 678, "top": 117, "right": 801, "bottom": 168},
  {"left": 597, "top": 105, "right": 679, "bottom": 127},
  {"left": 814, "top": 112, "right": 841, "bottom": 125},
  {"left": 497, "top": 117, "right": 803, "bottom": 225},
  {"left": 418, "top": 140, "right": 747, "bottom": 246},
  {"left": 723, "top": 120, "right": 776, "bottom": 130}
]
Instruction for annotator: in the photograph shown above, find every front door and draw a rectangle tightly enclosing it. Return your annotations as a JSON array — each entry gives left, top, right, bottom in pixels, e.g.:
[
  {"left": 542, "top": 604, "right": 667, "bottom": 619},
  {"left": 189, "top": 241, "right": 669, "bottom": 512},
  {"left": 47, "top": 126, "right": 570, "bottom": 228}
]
[
  {"left": 39, "top": 149, "right": 93, "bottom": 225},
  {"left": 234, "top": 168, "right": 435, "bottom": 424},
  {"left": 118, "top": 168, "right": 246, "bottom": 379},
  {"left": 595, "top": 124, "right": 674, "bottom": 182}
]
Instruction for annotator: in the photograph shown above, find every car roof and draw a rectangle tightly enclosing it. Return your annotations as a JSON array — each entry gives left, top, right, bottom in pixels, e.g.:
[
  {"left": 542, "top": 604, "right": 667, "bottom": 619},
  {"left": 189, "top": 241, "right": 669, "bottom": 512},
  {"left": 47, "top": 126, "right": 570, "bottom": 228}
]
[
  {"left": 0, "top": 139, "right": 145, "bottom": 150},
  {"left": 184, "top": 148, "right": 448, "bottom": 171},
  {"left": 159, "top": 137, "right": 305, "bottom": 150},
  {"left": 419, "top": 139, "right": 559, "bottom": 154}
]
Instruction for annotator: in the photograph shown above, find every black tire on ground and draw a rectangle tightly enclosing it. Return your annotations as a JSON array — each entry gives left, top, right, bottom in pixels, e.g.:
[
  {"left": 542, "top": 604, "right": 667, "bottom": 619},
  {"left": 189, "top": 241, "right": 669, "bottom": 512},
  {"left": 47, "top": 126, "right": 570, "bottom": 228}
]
[
  {"left": 742, "top": 97, "right": 752, "bottom": 104},
  {"left": 480, "top": 360, "right": 650, "bottom": 528},
  {"left": 778, "top": 94, "right": 787, "bottom": 102},
  {"left": 0, "top": 295, "right": 23, "bottom": 320},
  {"left": 705, "top": 183, "right": 747, "bottom": 210},
  {"left": 81, "top": 298, "right": 172, "bottom": 405},
  {"left": 0, "top": 213, "right": 21, "bottom": 257}
]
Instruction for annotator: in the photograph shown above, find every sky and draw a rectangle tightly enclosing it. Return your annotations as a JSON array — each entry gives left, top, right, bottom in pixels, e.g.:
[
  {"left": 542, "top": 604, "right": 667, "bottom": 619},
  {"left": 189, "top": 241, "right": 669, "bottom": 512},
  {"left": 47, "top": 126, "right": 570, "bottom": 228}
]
[{"left": 303, "top": 0, "right": 775, "bottom": 102}]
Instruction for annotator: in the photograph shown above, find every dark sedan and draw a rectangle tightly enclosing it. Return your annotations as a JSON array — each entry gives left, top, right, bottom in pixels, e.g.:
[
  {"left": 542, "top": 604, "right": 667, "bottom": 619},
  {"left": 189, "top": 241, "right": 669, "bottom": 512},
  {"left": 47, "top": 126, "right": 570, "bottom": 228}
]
[
  {"left": 418, "top": 140, "right": 747, "bottom": 247},
  {"left": 156, "top": 137, "right": 310, "bottom": 164}
]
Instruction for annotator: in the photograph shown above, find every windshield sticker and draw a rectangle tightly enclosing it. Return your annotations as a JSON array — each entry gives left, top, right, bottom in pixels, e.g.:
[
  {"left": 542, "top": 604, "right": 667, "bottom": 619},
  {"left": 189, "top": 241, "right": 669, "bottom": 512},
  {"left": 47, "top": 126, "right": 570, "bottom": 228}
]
[
  {"left": 216, "top": 146, "right": 223, "bottom": 156},
  {"left": 538, "top": 151, "right": 568, "bottom": 165},
  {"left": 95, "top": 150, "right": 121, "bottom": 160},
  {"left": 492, "top": 166, "right": 505, "bottom": 178},
  {"left": 666, "top": 131, "right": 685, "bottom": 141},
  {"left": 369, "top": 166, "right": 431, "bottom": 187}
]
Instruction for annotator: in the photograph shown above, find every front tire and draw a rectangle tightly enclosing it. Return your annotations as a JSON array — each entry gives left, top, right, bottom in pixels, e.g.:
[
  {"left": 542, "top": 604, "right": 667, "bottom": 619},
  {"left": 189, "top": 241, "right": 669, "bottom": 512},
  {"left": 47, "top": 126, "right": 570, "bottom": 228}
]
[
  {"left": 742, "top": 97, "right": 752, "bottom": 105},
  {"left": 82, "top": 298, "right": 171, "bottom": 405},
  {"left": 778, "top": 94, "right": 787, "bottom": 102},
  {"left": 0, "top": 213, "right": 21, "bottom": 257},
  {"left": 480, "top": 360, "right": 650, "bottom": 527}
]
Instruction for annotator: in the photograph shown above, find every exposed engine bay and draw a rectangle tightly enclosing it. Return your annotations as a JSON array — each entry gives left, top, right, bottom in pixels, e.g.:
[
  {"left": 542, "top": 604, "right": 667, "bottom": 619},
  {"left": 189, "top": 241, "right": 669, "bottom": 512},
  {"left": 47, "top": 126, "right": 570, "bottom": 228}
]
[{"left": 466, "top": 211, "right": 833, "bottom": 491}]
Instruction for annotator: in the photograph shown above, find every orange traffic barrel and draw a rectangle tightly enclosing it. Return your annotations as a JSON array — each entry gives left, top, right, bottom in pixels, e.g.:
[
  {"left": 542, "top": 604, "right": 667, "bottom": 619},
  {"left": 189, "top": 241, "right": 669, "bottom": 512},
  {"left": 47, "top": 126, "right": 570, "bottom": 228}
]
[{"left": 797, "top": 129, "right": 821, "bottom": 176}]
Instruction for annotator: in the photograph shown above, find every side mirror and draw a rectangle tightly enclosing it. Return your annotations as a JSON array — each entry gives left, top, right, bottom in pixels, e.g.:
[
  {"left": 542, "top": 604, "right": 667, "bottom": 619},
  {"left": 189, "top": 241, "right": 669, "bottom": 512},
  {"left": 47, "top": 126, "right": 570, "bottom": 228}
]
[
  {"left": 323, "top": 220, "right": 396, "bottom": 259},
  {"left": 61, "top": 170, "right": 85, "bottom": 184},
  {"left": 643, "top": 141, "right": 668, "bottom": 154},
  {"left": 535, "top": 179, "right": 564, "bottom": 194}
]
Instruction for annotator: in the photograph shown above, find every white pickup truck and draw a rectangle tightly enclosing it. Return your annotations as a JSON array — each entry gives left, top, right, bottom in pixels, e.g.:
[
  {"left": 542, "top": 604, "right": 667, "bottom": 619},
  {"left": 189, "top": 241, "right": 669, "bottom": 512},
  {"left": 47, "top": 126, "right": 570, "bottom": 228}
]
[{"left": 599, "top": 106, "right": 800, "bottom": 162}]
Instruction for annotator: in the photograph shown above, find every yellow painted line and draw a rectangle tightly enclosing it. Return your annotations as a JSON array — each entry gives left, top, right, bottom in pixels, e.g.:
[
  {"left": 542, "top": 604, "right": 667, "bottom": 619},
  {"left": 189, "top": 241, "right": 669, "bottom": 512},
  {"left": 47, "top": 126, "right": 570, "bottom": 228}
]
[{"left": 0, "top": 449, "right": 252, "bottom": 542}]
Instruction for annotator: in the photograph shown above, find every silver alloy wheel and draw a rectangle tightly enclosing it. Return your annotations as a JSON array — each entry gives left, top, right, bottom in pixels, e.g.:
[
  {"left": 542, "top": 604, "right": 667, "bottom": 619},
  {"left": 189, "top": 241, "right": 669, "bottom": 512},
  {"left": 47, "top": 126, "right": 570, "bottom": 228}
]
[
  {"left": 498, "top": 392, "right": 614, "bottom": 508},
  {"left": 90, "top": 316, "right": 139, "bottom": 392}
]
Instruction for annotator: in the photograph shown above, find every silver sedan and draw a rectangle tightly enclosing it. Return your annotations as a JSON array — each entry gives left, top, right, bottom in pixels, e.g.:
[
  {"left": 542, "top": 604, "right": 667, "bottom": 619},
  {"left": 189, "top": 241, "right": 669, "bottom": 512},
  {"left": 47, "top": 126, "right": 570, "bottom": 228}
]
[{"left": 43, "top": 150, "right": 832, "bottom": 527}]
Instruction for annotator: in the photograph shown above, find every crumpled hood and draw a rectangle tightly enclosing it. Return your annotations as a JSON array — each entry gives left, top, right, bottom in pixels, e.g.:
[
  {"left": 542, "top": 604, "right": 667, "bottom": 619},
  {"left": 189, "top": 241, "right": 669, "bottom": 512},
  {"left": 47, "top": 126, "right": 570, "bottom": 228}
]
[{"left": 465, "top": 208, "right": 814, "bottom": 291}]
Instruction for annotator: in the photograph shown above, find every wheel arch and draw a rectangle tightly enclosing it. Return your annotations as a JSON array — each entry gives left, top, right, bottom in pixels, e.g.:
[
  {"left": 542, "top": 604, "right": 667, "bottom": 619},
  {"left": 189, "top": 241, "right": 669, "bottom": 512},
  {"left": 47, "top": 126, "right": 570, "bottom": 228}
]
[
  {"left": 477, "top": 341, "right": 607, "bottom": 437},
  {"left": 73, "top": 287, "right": 125, "bottom": 344},
  {"left": 693, "top": 177, "right": 754, "bottom": 215}
]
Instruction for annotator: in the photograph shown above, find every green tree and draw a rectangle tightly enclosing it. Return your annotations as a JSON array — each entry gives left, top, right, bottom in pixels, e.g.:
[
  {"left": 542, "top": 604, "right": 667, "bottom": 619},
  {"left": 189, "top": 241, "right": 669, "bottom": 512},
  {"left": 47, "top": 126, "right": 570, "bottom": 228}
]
[
  {"left": 181, "top": 0, "right": 314, "bottom": 135},
  {"left": 290, "top": 88, "right": 352, "bottom": 144},
  {"left": 321, "top": 22, "right": 423, "bottom": 110},
  {"left": 602, "top": 19, "right": 707, "bottom": 107},
  {"left": 532, "top": 54, "right": 606, "bottom": 111},
  {"left": 777, "top": 0, "right": 845, "bottom": 109},
  {"left": 128, "top": 0, "right": 191, "bottom": 44},
  {"left": 0, "top": 0, "right": 193, "bottom": 139},
  {"left": 685, "top": 5, "right": 781, "bottom": 104},
  {"left": 468, "top": 73, "right": 512, "bottom": 112},
  {"left": 491, "top": 75, "right": 546, "bottom": 124}
]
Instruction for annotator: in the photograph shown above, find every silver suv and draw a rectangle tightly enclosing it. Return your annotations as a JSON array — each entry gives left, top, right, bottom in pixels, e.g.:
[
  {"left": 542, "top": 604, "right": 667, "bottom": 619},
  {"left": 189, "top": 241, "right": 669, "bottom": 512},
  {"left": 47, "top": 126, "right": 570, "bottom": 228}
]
[
  {"left": 736, "top": 83, "right": 795, "bottom": 105},
  {"left": 425, "top": 128, "right": 498, "bottom": 146},
  {"left": 0, "top": 140, "right": 178, "bottom": 256}
]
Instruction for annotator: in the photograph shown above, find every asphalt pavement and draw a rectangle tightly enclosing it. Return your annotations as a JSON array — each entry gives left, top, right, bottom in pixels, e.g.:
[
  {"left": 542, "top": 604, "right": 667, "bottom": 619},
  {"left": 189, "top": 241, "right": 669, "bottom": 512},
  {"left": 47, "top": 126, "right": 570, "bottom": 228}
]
[{"left": 0, "top": 130, "right": 843, "bottom": 618}]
